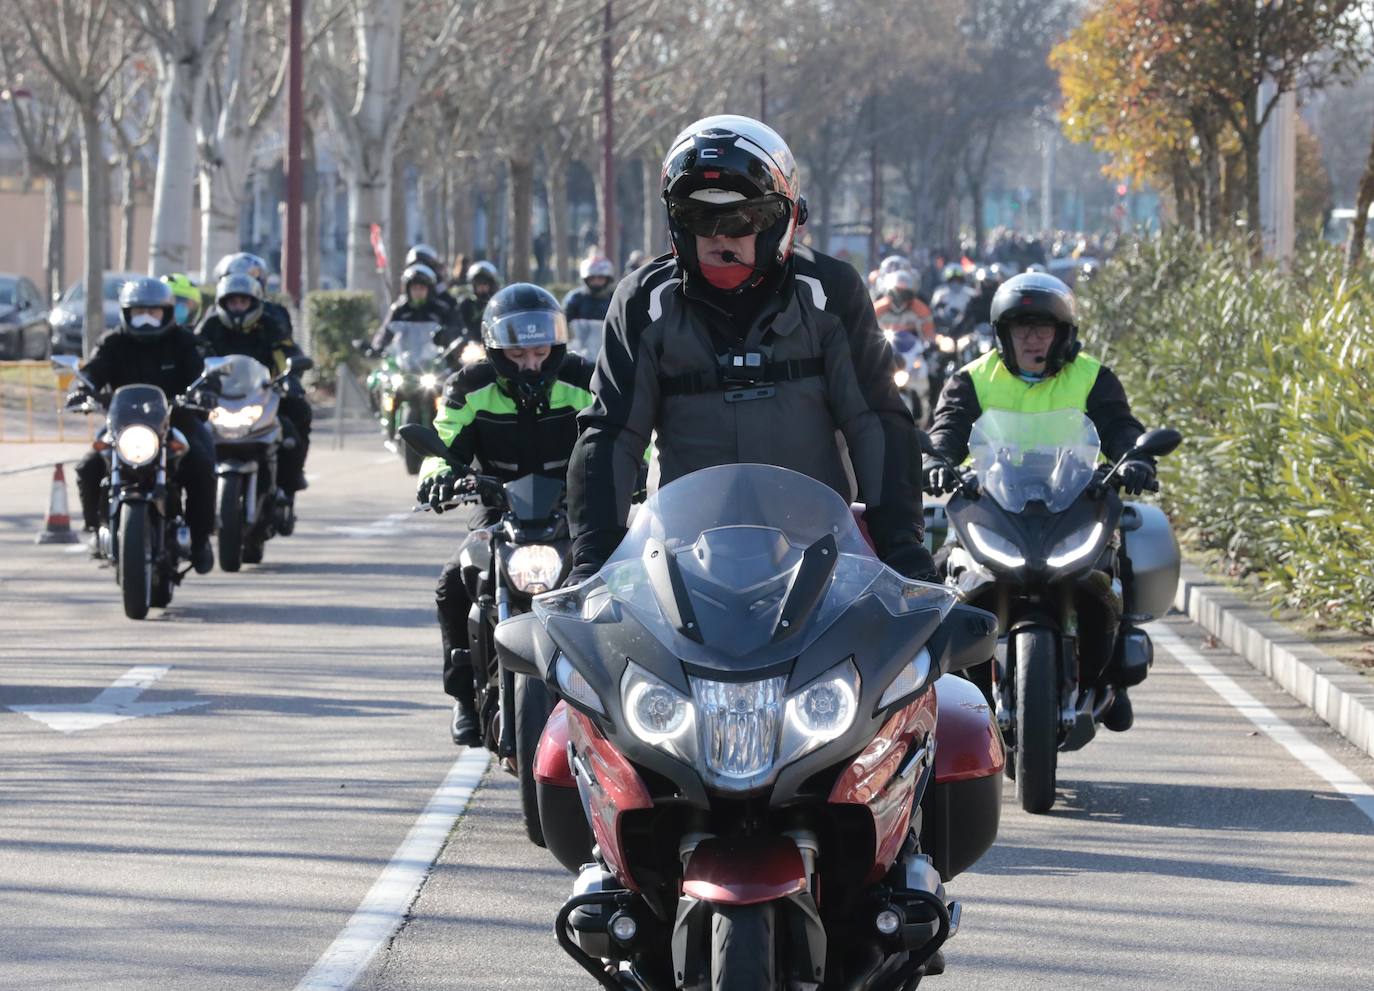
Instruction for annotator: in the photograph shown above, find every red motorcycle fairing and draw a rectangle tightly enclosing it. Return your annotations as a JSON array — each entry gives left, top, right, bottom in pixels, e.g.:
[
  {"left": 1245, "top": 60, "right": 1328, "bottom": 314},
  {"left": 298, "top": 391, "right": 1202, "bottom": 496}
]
[
  {"left": 932, "top": 672, "right": 1006, "bottom": 782},
  {"left": 565, "top": 706, "right": 653, "bottom": 891},
  {"left": 534, "top": 700, "right": 576, "bottom": 787},
  {"left": 682, "top": 836, "right": 808, "bottom": 905},
  {"left": 828, "top": 690, "right": 939, "bottom": 883}
]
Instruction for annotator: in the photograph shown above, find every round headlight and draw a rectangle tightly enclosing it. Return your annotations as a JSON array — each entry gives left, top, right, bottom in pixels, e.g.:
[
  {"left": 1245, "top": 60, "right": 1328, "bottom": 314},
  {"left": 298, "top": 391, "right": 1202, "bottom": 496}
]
[
  {"left": 420, "top": 373, "right": 438, "bottom": 389},
  {"left": 893, "top": 368, "right": 910, "bottom": 389},
  {"left": 115, "top": 424, "right": 160, "bottom": 466},
  {"left": 786, "top": 675, "right": 856, "bottom": 742},
  {"left": 626, "top": 680, "right": 691, "bottom": 741},
  {"left": 506, "top": 544, "right": 563, "bottom": 594},
  {"left": 389, "top": 373, "right": 405, "bottom": 387}
]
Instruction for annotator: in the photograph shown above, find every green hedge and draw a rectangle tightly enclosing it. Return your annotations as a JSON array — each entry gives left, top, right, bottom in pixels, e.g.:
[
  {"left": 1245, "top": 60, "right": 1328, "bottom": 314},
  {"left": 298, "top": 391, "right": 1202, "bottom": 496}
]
[
  {"left": 303, "top": 290, "right": 378, "bottom": 387},
  {"left": 1080, "top": 233, "right": 1374, "bottom": 633}
]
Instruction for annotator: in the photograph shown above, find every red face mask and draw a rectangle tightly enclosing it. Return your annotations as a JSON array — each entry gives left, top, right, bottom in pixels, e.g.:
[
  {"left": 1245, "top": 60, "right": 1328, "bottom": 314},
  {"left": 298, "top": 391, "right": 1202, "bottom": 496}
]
[{"left": 698, "top": 260, "right": 755, "bottom": 290}]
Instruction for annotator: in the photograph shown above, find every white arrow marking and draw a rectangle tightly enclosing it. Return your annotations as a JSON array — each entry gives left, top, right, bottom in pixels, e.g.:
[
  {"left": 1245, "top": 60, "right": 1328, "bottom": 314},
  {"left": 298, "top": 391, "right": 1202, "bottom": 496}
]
[{"left": 7, "top": 665, "right": 209, "bottom": 733}]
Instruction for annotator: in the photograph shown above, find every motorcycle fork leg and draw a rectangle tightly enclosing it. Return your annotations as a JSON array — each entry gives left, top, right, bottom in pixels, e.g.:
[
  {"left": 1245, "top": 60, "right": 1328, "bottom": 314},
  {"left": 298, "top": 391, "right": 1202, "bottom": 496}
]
[{"left": 1057, "top": 588, "right": 1080, "bottom": 731}]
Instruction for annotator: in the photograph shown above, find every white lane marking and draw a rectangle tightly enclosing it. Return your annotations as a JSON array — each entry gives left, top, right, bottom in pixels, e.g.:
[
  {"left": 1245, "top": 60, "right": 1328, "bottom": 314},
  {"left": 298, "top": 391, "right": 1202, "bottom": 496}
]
[
  {"left": 1155, "top": 625, "right": 1374, "bottom": 825},
  {"left": 294, "top": 747, "right": 492, "bottom": 991},
  {"left": 8, "top": 665, "right": 209, "bottom": 733},
  {"left": 327, "top": 512, "right": 414, "bottom": 538}
]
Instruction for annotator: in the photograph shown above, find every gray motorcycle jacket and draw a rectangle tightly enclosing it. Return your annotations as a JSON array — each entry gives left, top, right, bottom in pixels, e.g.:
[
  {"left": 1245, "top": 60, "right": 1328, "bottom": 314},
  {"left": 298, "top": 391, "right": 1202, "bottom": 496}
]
[{"left": 567, "top": 247, "right": 924, "bottom": 571}]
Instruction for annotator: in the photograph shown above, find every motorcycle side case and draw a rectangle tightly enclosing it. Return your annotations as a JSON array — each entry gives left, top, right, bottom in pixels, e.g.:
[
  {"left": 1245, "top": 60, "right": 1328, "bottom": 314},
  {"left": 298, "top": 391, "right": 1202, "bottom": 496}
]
[
  {"left": 920, "top": 674, "right": 1004, "bottom": 881},
  {"left": 1120, "top": 501, "right": 1180, "bottom": 622}
]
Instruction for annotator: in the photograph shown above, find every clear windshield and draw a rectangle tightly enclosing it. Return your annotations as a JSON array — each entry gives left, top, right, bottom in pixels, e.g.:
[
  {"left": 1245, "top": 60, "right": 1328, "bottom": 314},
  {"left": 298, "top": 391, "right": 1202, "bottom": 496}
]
[
  {"left": 214, "top": 355, "right": 273, "bottom": 400},
  {"left": 535, "top": 464, "right": 954, "bottom": 669},
  {"left": 386, "top": 321, "right": 441, "bottom": 373},
  {"left": 968, "top": 409, "right": 1101, "bottom": 514}
]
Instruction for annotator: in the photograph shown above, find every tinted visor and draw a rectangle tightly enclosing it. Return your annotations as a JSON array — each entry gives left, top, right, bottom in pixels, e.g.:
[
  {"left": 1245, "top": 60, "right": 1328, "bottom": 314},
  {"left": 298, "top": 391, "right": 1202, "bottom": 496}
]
[
  {"left": 482, "top": 309, "right": 569, "bottom": 350},
  {"left": 668, "top": 195, "right": 790, "bottom": 238}
]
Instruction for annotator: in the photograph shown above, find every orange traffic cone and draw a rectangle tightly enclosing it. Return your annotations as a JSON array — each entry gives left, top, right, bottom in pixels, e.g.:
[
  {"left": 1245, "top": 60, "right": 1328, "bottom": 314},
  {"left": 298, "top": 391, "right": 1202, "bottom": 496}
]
[{"left": 36, "top": 463, "right": 80, "bottom": 545}]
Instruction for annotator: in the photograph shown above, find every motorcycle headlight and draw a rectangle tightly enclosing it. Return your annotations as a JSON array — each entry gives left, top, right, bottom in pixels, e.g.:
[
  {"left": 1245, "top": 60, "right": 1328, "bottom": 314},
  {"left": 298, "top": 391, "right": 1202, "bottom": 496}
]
[
  {"left": 1046, "top": 521, "right": 1105, "bottom": 568},
  {"left": 114, "top": 424, "right": 160, "bottom": 466},
  {"left": 390, "top": 373, "right": 405, "bottom": 387},
  {"left": 937, "top": 336, "right": 957, "bottom": 353},
  {"left": 209, "top": 403, "right": 265, "bottom": 437},
  {"left": 460, "top": 342, "right": 486, "bottom": 365},
  {"left": 692, "top": 674, "right": 785, "bottom": 783},
  {"left": 778, "top": 659, "right": 860, "bottom": 764},
  {"left": 966, "top": 521, "right": 1027, "bottom": 569},
  {"left": 507, "top": 544, "right": 563, "bottom": 594},
  {"left": 893, "top": 368, "right": 911, "bottom": 389},
  {"left": 623, "top": 663, "right": 695, "bottom": 757},
  {"left": 420, "top": 373, "right": 438, "bottom": 389}
]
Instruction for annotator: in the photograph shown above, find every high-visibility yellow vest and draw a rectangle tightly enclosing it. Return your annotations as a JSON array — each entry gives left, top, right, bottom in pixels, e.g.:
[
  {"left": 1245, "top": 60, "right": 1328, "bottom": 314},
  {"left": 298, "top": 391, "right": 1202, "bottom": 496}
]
[{"left": 964, "top": 349, "right": 1102, "bottom": 414}]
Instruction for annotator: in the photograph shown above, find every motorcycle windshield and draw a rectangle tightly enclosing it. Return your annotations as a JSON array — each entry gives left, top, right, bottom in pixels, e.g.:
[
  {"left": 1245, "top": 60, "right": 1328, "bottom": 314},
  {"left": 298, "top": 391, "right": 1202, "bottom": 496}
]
[
  {"left": 503, "top": 474, "right": 565, "bottom": 523},
  {"left": 386, "top": 322, "right": 441, "bottom": 373},
  {"left": 108, "top": 384, "right": 169, "bottom": 433},
  {"left": 537, "top": 464, "right": 954, "bottom": 670},
  {"left": 968, "top": 409, "right": 1101, "bottom": 514},
  {"left": 214, "top": 354, "right": 273, "bottom": 400}
]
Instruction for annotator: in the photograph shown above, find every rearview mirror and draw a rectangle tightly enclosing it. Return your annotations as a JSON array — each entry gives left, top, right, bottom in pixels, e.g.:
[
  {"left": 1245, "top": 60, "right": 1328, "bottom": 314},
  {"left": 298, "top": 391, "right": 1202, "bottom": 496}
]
[
  {"left": 204, "top": 356, "right": 230, "bottom": 373},
  {"left": 51, "top": 355, "right": 80, "bottom": 373},
  {"left": 398, "top": 423, "right": 454, "bottom": 464},
  {"left": 932, "top": 603, "right": 999, "bottom": 678},
  {"left": 287, "top": 355, "right": 314, "bottom": 376},
  {"left": 1133, "top": 428, "right": 1182, "bottom": 460}
]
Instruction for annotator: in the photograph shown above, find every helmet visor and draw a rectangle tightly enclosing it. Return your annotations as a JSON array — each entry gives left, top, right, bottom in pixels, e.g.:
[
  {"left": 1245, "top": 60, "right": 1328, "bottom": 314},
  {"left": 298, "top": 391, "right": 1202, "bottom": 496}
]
[
  {"left": 482, "top": 309, "right": 569, "bottom": 350},
  {"left": 667, "top": 195, "right": 789, "bottom": 238}
]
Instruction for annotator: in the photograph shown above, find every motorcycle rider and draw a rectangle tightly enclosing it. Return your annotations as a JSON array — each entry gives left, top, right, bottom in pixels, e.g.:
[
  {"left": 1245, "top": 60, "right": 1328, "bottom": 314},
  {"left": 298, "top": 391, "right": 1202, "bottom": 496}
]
[
  {"left": 930, "top": 263, "right": 974, "bottom": 333},
  {"left": 197, "top": 273, "right": 313, "bottom": 506},
  {"left": 213, "top": 252, "right": 294, "bottom": 336},
  {"left": 162, "top": 273, "right": 204, "bottom": 330},
  {"left": 71, "top": 278, "right": 217, "bottom": 574},
  {"left": 965, "top": 266, "right": 1003, "bottom": 328},
  {"left": 873, "top": 269, "right": 935, "bottom": 341},
  {"left": 924, "top": 271, "right": 1155, "bottom": 730},
  {"left": 452, "top": 261, "right": 502, "bottom": 345},
  {"left": 415, "top": 284, "right": 595, "bottom": 745},
  {"left": 565, "top": 114, "right": 933, "bottom": 587},
  {"left": 562, "top": 254, "right": 616, "bottom": 358},
  {"left": 371, "top": 263, "right": 457, "bottom": 351}
]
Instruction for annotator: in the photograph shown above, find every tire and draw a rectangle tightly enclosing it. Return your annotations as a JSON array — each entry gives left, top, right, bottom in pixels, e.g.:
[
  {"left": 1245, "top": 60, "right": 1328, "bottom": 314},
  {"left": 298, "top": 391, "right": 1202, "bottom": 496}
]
[
  {"left": 218, "top": 474, "right": 244, "bottom": 572},
  {"left": 710, "top": 904, "right": 778, "bottom": 991},
  {"left": 402, "top": 402, "right": 424, "bottom": 475},
  {"left": 1014, "top": 628, "right": 1060, "bottom": 814},
  {"left": 118, "top": 503, "right": 151, "bottom": 621},
  {"left": 515, "top": 673, "right": 556, "bottom": 847}
]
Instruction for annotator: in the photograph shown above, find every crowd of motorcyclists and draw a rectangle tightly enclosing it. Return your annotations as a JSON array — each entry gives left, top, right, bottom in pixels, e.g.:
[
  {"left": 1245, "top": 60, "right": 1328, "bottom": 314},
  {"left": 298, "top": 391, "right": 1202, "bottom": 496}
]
[{"left": 54, "top": 112, "right": 1176, "bottom": 988}]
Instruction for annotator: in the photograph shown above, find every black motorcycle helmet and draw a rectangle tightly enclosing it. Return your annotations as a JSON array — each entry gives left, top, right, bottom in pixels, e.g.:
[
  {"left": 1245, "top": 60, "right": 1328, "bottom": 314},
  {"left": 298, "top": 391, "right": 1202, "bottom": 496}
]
[
  {"left": 480, "top": 283, "right": 569, "bottom": 408},
  {"left": 215, "top": 273, "right": 265, "bottom": 332},
  {"left": 401, "top": 263, "right": 437, "bottom": 297},
  {"left": 405, "top": 244, "right": 443, "bottom": 279},
  {"left": 990, "top": 272, "right": 1080, "bottom": 376},
  {"left": 214, "top": 252, "right": 270, "bottom": 290},
  {"left": 466, "top": 261, "right": 502, "bottom": 302},
  {"left": 118, "top": 278, "right": 177, "bottom": 341},
  {"left": 661, "top": 114, "right": 807, "bottom": 294}
]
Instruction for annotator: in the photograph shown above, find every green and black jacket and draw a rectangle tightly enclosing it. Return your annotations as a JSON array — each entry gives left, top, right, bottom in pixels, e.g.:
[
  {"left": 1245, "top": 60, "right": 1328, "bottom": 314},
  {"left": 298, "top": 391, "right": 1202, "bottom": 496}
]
[{"left": 420, "top": 355, "right": 596, "bottom": 483}]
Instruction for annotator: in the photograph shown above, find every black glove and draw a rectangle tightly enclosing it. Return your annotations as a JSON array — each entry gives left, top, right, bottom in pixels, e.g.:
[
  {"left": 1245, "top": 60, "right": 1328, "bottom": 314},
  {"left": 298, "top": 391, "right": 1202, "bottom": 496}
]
[
  {"left": 1118, "top": 459, "right": 1158, "bottom": 496},
  {"left": 417, "top": 470, "right": 471, "bottom": 513},
  {"left": 923, "top": 464, "right": 961, "bottom": 496},
  {"left": 564, "top": 527, "right": 627, "bottom": 587},
  {"left": 882, "top": 541, "right": 939, "bottom": 582},
  {"left": 64, "top": 388, "right": 92, "bottom": 410}
]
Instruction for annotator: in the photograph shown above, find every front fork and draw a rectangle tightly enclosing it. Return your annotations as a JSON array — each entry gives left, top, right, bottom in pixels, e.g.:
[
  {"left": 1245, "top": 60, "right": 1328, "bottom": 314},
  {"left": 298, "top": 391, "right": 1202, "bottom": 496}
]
[
  {"left": 992, "top": 586, "right": 1080, "bottom": 742},
  {"left": 493, "top": 550, "right": 518, "bottom": 762}
]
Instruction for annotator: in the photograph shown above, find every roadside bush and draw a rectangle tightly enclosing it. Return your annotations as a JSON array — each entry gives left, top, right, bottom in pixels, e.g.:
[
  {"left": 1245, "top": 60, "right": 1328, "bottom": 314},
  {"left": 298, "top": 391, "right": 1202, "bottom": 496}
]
[
  {"left": 1080, "top": 234, "right": 1374, "bottom": 633},
  {"left": 303, "top": 290, "right": 378, "bottom": 387}
]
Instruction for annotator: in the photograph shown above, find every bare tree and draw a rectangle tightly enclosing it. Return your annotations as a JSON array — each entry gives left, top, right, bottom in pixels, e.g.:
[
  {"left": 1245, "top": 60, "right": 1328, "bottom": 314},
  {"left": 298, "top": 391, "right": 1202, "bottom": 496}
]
[{"left": 20, "top": 0, "right": 130, "bottom": 353}]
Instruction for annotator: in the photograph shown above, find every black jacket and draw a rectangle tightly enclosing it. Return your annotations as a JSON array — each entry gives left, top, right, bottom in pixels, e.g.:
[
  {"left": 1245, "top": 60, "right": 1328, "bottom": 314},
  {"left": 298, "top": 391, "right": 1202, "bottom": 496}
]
[
  {"left": 567, "top": 248, "right": 923, "bottom": 569},
  {"left": 82, "top": 327, "right": 205, "bottom": 399},
  {"left": 374, "top": 296, "right": 458, "bottom": 350},
  {"left": 926, "top": 357, "right": 1146, "bottom": 465},
  {"left": 431, "top": 354, "right": 597, "bottom": 484},
  {"left": 196, "top": 310, "right": 304, "bottom": 376}
]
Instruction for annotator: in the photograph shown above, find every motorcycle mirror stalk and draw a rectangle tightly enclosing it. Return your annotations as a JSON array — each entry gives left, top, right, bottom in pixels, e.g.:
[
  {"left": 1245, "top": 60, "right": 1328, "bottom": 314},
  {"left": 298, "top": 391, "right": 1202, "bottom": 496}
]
[{"left": 1099, "top": 427, "right": 1182, "bottom": 485}]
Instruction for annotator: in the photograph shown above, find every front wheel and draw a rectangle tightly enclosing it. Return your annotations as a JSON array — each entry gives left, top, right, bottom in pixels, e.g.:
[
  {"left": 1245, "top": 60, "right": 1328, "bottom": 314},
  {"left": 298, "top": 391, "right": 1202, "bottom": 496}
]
[
  {"left": 218, "top": 474, "right": 244, "bottom": 572},
  {"left": 1014, "top": 628, "right": 1060, "bottom": 814},
  {"left": 515, "top": 673, "right": 556, "bottom": 847},
  {"left": 711, "top": 904, "right": 778, "bottom": 991},
  {"left": 118, "top": 503, "right": 152, "bottom": 620}
]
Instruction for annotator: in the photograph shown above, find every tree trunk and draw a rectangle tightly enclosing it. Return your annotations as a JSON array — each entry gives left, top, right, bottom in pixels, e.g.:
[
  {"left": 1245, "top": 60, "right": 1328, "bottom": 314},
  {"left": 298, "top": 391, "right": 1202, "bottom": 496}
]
[
  {"left": 149, "top": 56, "right": 201, "bottom": 275},
  {"left": 642, "top": 153, "right": 664, "bottom": 259},
  {"left": 302, "top": 123, "right": 320, "bottom": 293},
  {"left": 813, "top": 171, "right": 835, "bottom": 256},
  {"left": 549, "top": 162, "right": 570, "bottom": 283},
  {"left": 388, "top": 155, "right": 408, "bottom": 294},
  {"left": 79, "top": 106, "right": 108, "bottom": 356},
  {"left": 347, "top": 172, "right": 390, "bottom": 310},
  {"left": 119, "top": 158, "right": 137, "bottom": 272},
  {"left": 1345, "top": 125, "right": 1374, "bottom": 273},
  {"left": 1243, "top": 130, "right": 1262, "bottom": 258},
  {"left": 508, "top": 156, "right": 534, "bottom": 283},
  {"left": 44, "top": 170, "right": 67, "bottom": 301},
  {"left": 450, "top": 161, "right": 474, "bottom": 265},
  {"left": 200, "top": 153, "right": 245, "bottom": 278}
]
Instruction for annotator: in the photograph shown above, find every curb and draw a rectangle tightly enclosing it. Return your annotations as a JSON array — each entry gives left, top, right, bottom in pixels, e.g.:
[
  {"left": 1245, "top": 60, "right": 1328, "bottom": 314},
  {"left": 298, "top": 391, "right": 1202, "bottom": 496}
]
[{"left": 1174, "top": 563, "right": 1374, "bottom": 760}]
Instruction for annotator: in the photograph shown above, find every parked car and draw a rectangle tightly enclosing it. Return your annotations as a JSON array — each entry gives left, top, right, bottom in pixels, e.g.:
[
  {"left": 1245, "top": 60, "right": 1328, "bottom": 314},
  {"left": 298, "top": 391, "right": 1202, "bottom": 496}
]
[
  {"left": 0, "top": 274, "right": 52, "bottom": 360},
  {"left": 49, "top": 272, "right": 143, "bottom": 355}
]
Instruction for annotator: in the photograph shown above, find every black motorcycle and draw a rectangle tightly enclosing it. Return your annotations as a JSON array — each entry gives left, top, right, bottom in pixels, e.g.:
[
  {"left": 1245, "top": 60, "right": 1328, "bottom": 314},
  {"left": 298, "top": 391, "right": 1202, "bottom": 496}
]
[
  {"left": 922, "top": 410, "right": 1182, "bottom": 813},
  {"left": 400, "top": 423, "right": 571, "bottom": 845},
  {"left": 206, "top": 353, "right": 312, "bottom": 571},
  {"left": 357, "top": 321, "right": 445, "bottom": 474},
  {"left": 54, "top": 355, "right": 216, "bottom": 620}
]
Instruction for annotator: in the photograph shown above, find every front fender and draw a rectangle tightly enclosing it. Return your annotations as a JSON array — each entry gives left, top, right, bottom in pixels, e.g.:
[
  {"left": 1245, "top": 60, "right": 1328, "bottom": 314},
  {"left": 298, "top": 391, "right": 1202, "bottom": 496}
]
[{"left": 682, "top": 836, "right": 808, "bottom": 906}]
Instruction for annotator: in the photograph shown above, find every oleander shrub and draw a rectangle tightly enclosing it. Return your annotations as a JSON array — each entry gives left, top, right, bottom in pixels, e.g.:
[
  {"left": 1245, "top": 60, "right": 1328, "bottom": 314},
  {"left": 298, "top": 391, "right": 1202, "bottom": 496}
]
[
  {"left": 1080, "top": 233, "right": 1374, "bottom": 632},
  {"left": 303, "top": 290, "right": 379, "bottom": 387}
]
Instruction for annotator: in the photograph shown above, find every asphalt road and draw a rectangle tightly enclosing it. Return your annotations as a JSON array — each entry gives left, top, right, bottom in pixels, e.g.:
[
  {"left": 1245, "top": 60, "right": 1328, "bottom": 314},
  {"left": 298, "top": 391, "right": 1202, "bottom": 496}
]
[{"left": 2, "top": 441, "right": 1373, "bottom": 990}]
